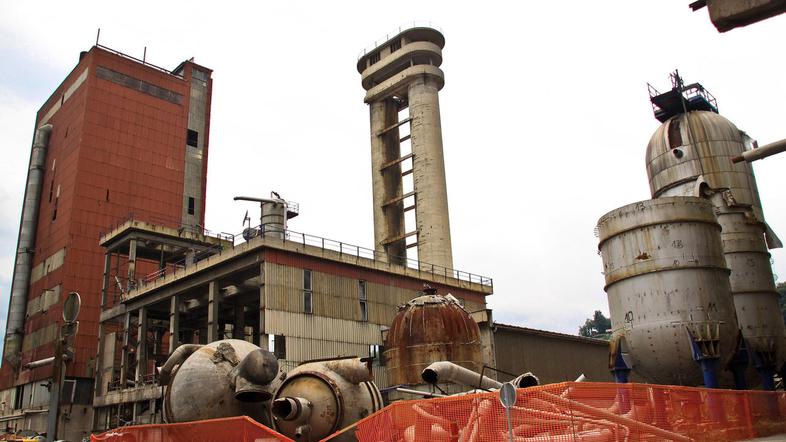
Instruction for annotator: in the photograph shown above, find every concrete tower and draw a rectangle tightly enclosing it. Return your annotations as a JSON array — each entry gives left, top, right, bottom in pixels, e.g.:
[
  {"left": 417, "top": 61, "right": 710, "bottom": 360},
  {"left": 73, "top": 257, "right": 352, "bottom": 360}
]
[{"left": 357, "top": 26, "right": 453, "bottom": 270}]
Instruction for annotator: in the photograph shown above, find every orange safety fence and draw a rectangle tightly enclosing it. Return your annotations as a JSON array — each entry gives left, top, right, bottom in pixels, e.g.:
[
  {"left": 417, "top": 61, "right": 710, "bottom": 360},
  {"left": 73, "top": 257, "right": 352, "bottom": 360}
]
[
  {"left": 343, "top": 382, "right": 786, "bottom": 442},
  {"left": 90, "top": 416, "right": 292, "bottom": 442}
]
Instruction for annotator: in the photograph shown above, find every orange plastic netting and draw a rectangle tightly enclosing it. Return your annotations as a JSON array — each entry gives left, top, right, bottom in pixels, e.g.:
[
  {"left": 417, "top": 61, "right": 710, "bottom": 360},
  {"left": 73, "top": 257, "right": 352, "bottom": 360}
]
[
  {"left": 90, "top": 416, "right": 291, "bottom": 442},
  {"left": 349, "top": 382, "right": 786, "bottom": 442}
]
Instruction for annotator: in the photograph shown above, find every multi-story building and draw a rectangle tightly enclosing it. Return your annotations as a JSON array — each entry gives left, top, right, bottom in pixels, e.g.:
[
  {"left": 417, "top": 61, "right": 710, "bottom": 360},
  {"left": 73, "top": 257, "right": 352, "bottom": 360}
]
[{"left": 0, "top": 45, "right": 212, "bottom": 441}]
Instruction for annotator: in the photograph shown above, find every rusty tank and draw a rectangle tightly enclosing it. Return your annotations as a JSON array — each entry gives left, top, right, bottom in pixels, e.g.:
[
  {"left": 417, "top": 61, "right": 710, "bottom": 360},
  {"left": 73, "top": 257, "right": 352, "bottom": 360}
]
[
  {"left": 159, "top": 339, "right": 279, "bottom": 425},
  {"left": 383, "top": 288, "right": 483, "bottom": 388},
  {"left": 271, "top": 357, "right": 383, "bottom": 441}
]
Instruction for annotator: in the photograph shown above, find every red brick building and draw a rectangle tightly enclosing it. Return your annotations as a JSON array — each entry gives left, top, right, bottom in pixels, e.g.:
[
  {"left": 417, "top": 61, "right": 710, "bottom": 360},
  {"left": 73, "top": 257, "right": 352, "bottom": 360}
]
[{"left": 0, "top": 46, "right": 212, "bottom": 440}]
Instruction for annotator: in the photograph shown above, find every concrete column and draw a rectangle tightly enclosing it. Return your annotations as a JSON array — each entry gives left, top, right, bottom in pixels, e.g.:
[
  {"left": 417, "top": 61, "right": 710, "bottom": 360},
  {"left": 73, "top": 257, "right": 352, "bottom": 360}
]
[
  {"left": 100, "top": 253, "right": 111, "bottom": 307},
  {"left": 168, "top": 296, "right": 180, "bottom": 354},
  {"left": 127, "top": 239, "right": 138, "bottom": 291},
  {"left": 369, "top": 99, "right": 407, "bottom": 265},
  {"left": 207, "top": 281, "right": 220, "bottom": 343},
  {"left": 135, "top": 307, "right": 148, "bottom": 381},
  {"left": 94, "top": 323, "right": 105, "bottom": 395},
  {"left": 258, "top": 264, "right": 268, "bottom": 350},
  {"left": 233, "top": 304, "right": 245, "bottom": 340},
  {"left": 120, "top": 312, "right": 131, "bottom": 388},
  {"left": 408, "top": 76, "right": 453, "bottom": 270}
]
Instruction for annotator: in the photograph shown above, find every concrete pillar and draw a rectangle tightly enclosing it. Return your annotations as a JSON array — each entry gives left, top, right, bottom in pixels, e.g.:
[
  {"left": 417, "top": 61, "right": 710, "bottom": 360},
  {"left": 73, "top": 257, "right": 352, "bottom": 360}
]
[
  {"left": 120, "top": 312, "right": 131, "bottom": 388},
  {"left": 369, "top": 99, "right": 407, "bottom": 264},
  {"left": 258, "top": 264, "right": 268, "bottom": 350},
  {"left": 135, "top": 307, "right": 148, "bottom": 381},
  {"left": 168, "top": 296, "right": 180, "bottom": 354},
  {"left": 127, "top": 239, "right": 138, "bottom": 291},
  {"left": 100, "top": 253, "right": 111, "bottom": 307},
  {"left": 207, "top": 281, "right": 219, "bottom": 343},
  {"left": 233, "top": 304, "right": 245, "bottom": 340},
  {"left": 408, "top": 76, "right": 453, "bottom": 270},
  {"left": 94, "top": 323, "right": 105, "bottom": 395}
]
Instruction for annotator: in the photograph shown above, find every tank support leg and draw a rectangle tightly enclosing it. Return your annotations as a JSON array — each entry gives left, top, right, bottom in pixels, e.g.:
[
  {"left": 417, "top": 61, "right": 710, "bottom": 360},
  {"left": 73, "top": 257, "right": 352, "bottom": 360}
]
[{"left": 730, "top": 335, "right": 750, "bottom": 390}]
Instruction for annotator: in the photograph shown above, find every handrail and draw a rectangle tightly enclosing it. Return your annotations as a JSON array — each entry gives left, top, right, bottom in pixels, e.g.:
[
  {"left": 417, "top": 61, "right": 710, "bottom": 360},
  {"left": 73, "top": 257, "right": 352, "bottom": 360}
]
[{"left": 357, "top": 21, "right": 443, "bottom": 60}]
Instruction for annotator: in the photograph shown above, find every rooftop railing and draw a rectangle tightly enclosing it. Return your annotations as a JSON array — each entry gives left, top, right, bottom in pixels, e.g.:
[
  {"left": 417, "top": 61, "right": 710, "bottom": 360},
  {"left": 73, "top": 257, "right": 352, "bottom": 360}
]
[{"left": 357, "top": 21, "right": 443, "bottom": 60}]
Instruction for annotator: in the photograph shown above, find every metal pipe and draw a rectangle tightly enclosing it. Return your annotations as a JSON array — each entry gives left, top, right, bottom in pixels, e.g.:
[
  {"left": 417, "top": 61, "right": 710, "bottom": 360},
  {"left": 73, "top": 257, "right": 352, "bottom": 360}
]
[
  {"left": 4, "top": 124, "right": 53, "bottom": 368},
  {"left": 232, "top": 348, "right": 278, "bottom": 402},
  {"left": 731, "top": 138, "right": 786, "bottom": 163},
  {"left": 158, "top": 344, "right": 202, "bottom": 385},
  {"left": 272, "top": 396, "right": 312, "bottom": 422},
  {"left": 395, "top": 387, "right": 445, "bottom": 398},
  {"left": 23, "top": 356, "right": 55, "bottom": 369},
  {"left": 511, "top": 372, "right": 540, "bottom": 388},
  {"left": 421, "top": 361, "right": 502, "bottom": 390}
]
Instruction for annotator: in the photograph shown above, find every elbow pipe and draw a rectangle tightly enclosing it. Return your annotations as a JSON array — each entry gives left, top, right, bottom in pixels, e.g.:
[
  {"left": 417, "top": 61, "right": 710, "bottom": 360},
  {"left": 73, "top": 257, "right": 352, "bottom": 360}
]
[
  {"left": 158, "top": 344, "right": 202, "bottom": 386},
  {"left": 232, "top": 348, "right": 278, "bottom": 402},
  {"left": 4, "top": 124, "right": 53, "bottom": 368},
  {"left": 272, "top": 396, "right": 312, "bottom": 422},
  {"left": 511, "top": 372, "right": 540, "bottom": 388},
  {"left": 421, "top": 361, "right": 502, "bottom": 390}
]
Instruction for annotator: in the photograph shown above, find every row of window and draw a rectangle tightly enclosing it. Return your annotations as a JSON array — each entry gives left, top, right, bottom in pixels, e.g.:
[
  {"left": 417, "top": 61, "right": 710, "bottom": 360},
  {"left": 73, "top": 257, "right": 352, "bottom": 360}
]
[
  {"left": 367, "top": 39, "right": 402, "bottom": 67},
  {"left": 302, "top": 269, "right": 368, "bottom": 321}
]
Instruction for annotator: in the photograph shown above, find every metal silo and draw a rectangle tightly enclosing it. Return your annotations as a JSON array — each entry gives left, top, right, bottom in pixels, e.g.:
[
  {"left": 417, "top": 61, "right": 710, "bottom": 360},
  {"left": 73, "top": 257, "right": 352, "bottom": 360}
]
[
  {"left": 597, "top": 197, "right": 740, "bottom": 387},
  {"left": 645, "top": 109, "right": 786, "bottom": 388}
]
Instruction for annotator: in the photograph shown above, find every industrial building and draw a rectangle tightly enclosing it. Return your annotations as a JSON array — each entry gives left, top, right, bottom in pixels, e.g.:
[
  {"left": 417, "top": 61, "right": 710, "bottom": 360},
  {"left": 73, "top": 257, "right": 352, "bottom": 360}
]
[
  {"left": 0, "top": 28, "right": 614, "bottom": 440},
  {"left": 0, "top": 45, "right": 212, "bottom": 441}
]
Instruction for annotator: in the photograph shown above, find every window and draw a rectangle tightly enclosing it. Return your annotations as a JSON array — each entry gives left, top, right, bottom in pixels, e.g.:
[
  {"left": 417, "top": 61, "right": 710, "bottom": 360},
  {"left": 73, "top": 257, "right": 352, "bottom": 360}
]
[
  {"left": 369, "top": 52, "right": 380, "bottom": 65},
  {"left": 187, "top": 129, "right": 199, "bottom": 147},
  {"left": 272, "top": 335, "right": 286, "bottom": 359},
  {"left": 359, "top": 280, "right": 368, "bottom": 322},
  {"left": 187, "top": 197, "right": 195, "bottom": 215},
  {"left": 52, "top": 197, "right": 58, "bottom": 221},
  {"left": 303, "top": 269, "right": 313, "bottom": 314},
  {"left": 390, "top": 39, "right": 401, "bottom": 52}
]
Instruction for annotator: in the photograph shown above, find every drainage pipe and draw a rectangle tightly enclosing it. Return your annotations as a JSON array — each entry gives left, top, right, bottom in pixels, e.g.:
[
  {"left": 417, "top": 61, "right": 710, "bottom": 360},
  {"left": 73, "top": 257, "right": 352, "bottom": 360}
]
[
  {"left": 4, "top": 124, "right": 53, "bottom": 367},
  {"left": 421, "top": 361, "right": 502, "bottom": 390}
]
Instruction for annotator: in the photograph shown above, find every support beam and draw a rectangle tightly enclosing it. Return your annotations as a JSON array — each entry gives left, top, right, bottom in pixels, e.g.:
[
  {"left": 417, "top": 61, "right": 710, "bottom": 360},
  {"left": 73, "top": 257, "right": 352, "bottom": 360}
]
[
  {"left": 120, "top": 312, "right": 131, "bottom": 388},
  {"left": 382, "top": 191, "right": 416, "bottom": 207},
  {"left": 376, "top": 117, "right": 411, "bottom": 137},
  {"left": 382, "top": 230, "right": 418, "bottom": 246},
  {"left": 207, "top": 281, "right": 220, "bottom": 343},
  {"left": 127, "top": 239, "right": 138, "bottom": 291},
  {"left": 379, "top": 153, "right": 414, "bottom": 171},
  {"left": 168, "top": 295, "right": 180, "bottom": 354},
  {"left": 401, "top": 169, "right": 413, "bottom": 177},
  {"left": 100, "top": 253, "right": 111, "bottom": 308},
  {"left": 135, "top": 308, "right": 148, "bottom": 381},
  {"left": 258, "top": 263, "right": 268, "bottom": 350}
]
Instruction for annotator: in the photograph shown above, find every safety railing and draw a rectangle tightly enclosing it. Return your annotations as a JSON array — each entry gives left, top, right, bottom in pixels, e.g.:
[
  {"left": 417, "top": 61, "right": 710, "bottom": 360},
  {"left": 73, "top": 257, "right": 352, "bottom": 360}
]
[{"left": 357, "top": 21, "right": 443, "bottom": 59}]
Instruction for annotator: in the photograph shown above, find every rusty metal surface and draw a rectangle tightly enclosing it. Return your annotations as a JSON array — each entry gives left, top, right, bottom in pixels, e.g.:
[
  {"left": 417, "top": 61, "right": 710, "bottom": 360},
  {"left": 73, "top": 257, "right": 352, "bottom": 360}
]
[
  {"left": 383, "top": 294, "right": 482, "bottom": 386},
  {"left": 597, "top": 197, "right": 740, "bottom": 387}
]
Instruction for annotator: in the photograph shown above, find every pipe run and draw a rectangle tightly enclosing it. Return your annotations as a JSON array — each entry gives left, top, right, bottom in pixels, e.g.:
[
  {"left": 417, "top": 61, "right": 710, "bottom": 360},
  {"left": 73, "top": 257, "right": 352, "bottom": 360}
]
[
  {"left": 731, "top": 138, "right": 786, "bottom": 164},
  {"left": 158, "top": 344, "right": 202, "bottom": 386},
  {"left": 421, "top": 361, "right": 502, "bottom": 390},
  {"left": 4, "top": 124, "right": 53, "bottom": 368}
]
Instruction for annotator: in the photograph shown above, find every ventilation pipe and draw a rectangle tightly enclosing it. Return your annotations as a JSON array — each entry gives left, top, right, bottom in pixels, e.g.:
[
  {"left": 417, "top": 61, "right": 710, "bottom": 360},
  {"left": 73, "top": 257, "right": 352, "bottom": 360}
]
[
  {"left": 231, "top": 348, "right": 279, "bottom": 402},
  {"left": 421, "top": 361, "right": 502, "bottom": 390},
  {"left": 4, "top": 124, "right": 53, "bottom": 368}
]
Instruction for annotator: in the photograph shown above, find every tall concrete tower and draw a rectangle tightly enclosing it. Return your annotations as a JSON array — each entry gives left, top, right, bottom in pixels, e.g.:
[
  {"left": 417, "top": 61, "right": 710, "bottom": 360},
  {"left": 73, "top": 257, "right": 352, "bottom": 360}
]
[{"left": 357, "top": 26, "right": 453, "bottom": 269}]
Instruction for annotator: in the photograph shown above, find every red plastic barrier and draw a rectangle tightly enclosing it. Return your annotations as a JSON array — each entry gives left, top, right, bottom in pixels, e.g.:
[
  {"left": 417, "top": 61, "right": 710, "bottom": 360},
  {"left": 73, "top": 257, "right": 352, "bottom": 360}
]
[
  {"left": 343, "top": 382, "right": 786, "bottom": 442},
  {"left": 91, "top": 416, "right": 292, "bottom": 442}
]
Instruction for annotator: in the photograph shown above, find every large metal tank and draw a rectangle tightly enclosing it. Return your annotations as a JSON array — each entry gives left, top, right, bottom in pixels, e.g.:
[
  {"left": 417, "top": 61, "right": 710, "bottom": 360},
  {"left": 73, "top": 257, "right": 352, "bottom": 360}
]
[
  {"left": 160, "top": 339, "right": 279, "bottom": 425},
  {"left": 383, "top": 290, "right": 482, "bottom": 388},
  {"left": 646, "top": 110, "right": 786, "bottom": 382},
  {"left": 271, "top": 357, "right": 383, "bottom": 441},
  {"left": 261, "top": 197, "right": 287, "bottom": 239},
  {"left": 597, "top": 197, "right": 740, "bottom": 387}
]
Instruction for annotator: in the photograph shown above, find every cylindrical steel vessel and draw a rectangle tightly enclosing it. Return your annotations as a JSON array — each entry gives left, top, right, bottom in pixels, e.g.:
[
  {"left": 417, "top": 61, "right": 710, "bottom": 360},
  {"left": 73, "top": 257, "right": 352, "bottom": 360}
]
[
  {"left": 261, "top": 199, "right": 287, "bottom": 239},
  {"left": 162, "top": 339, "right": 279, "bottom": 425},
  {"left": 597, "top": 197, "right": 740, "bottom": 386},
  {"left": 646, "top": 111, "right": 786, "bottom": 376},
  {"left": 383, "top": 293, "right": 482, "bottom": 387}
]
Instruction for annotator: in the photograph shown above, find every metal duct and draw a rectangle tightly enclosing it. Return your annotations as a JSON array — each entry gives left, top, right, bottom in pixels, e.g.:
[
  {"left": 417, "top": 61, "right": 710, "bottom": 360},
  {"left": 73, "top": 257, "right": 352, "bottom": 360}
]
[
  {"left": 421, "top": 361, "right": 502, "bottom": 390},
  {"left": 4, "top": 124, "right": 52, "bottom": 368}
]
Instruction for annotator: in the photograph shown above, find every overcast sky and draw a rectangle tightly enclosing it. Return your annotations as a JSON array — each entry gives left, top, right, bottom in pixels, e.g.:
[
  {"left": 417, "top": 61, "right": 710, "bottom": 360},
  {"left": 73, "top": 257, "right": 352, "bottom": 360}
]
[{"left": 1, "top": 2, "right": 785, "bottom": 344}]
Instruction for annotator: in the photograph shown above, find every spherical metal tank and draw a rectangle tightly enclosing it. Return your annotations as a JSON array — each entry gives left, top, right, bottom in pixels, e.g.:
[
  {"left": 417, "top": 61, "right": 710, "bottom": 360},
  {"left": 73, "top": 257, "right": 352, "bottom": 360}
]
[
  {"left": 271, "top": 358, "right": 383, "bottom": 442},
  {"left": 646, "top": 110, "right": 786, "bottom": 375},
  {"left": 597, "top": 197, "right": 740, "bottom": 386},
  {"left": 163, "top": 339, "right": 279, "bottom": 425},
  {"left": 383, "top": 293, "right": 482, "bottom": 386},
  {"left": 645, "top": 111, "right": 763, "bottom": 220}
]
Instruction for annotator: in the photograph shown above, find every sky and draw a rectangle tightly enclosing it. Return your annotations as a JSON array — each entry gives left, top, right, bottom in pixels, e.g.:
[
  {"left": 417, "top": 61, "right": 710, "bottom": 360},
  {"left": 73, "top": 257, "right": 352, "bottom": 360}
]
[{"left": 1, "top": 2, "right": 785, "bottom": 348}]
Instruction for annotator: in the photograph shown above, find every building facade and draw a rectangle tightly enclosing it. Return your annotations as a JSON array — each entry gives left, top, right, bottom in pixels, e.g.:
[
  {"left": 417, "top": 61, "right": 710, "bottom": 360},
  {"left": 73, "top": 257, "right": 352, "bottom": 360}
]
[{"left": 0, "top": 46, "right": 212, "bottom": 441}]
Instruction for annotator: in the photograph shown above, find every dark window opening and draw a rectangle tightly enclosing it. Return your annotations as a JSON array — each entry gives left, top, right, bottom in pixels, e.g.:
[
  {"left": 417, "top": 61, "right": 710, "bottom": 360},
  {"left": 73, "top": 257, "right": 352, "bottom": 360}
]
[
  {"left": 187, "top": 129, "right": 199, "bottom": 147},
  {"left": 304, "top": 269, "right": 313, "bottom": 314},
  {"left": 105, "top": 189, "right": 110, "bottom": 202},
  {"left": 369, "top": 344, "right": 385, "bottom": 366},
  {"left": 390, "top": 39, "right": 401, "bottom": 52},
  {"left": 273, "top": 335, "right": 286, "bottom": 359},
  {"left": 369, "top": 52, "right": 380, "bottom": 65},
  {"left": 52, "top": 197, "right": 58, "bottom": 221},
  {"left": 49, "top": 180, "right": 54, "bottom": 203},
  {"left": 359, "top": 280, "right": 368, "bottom": 321},
  {"left": 187, "top": 197, "right": 195, "bottom": 215}
]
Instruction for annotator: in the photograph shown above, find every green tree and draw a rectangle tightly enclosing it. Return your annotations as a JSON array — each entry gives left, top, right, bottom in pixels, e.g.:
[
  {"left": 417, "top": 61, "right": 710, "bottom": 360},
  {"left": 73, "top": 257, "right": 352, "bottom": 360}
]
[
  {"left": 579, "top": 310, "right": 612, "bottom": 340},
  {"left": 777, "top": 282, "right": 786, "bottom": 325}
]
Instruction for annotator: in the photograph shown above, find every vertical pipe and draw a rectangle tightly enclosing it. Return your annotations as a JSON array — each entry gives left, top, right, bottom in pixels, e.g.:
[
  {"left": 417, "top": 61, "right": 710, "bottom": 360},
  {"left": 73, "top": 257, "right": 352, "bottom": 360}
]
[
  {"left": 169, "top": 295, "right": 180, "bottom": 354},
  {"left": 136, "top": 307, "right": 148, "bottom": 381},
  {"left": 408, "top": 76, "right": 453, "bottom": 269},
  {"left": 127, "top": 239, "right": 137, "bottom": 291},
  {"left": 4, "top": 124, "right": 53, "bottom": 367},
  {"left": 120, "top": 312, "right": 131, "bottom": 388},
  {"left": 100, "top": 253, "right": 111, "bottom": 308}
]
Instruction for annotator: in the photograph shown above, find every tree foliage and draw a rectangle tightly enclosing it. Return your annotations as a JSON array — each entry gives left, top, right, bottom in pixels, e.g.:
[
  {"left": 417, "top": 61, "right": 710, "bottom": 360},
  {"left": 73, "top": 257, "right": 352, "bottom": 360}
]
[{"left": 579, "top": 310, "right": 611, "bottom": 340}]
